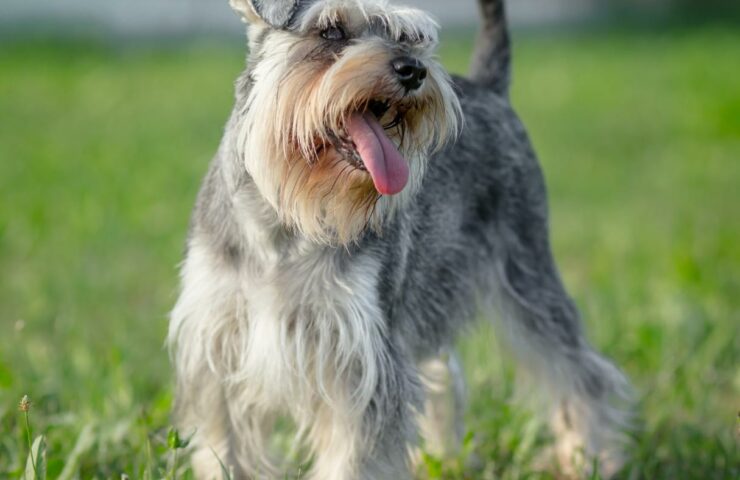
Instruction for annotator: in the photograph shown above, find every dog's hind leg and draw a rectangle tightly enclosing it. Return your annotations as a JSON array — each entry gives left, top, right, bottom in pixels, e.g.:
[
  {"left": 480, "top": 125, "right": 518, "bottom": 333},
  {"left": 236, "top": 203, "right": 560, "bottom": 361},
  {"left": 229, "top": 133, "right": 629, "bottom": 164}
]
[
  {"left": 417, "top": 350, "right": 466, "bottom": 459},
  {"left": 485, "top": 173, "right": 633, "bottom": 477},
  {"left": 490, "top": 252, "right": 632, "bottom": 477}
]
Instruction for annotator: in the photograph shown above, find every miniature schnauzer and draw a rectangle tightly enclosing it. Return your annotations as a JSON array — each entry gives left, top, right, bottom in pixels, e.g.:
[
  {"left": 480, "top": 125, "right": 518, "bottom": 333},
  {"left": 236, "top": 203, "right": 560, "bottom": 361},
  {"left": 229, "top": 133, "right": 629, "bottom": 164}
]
[{"left": 168, "top": 0, "right": 632, "bottom": 478}]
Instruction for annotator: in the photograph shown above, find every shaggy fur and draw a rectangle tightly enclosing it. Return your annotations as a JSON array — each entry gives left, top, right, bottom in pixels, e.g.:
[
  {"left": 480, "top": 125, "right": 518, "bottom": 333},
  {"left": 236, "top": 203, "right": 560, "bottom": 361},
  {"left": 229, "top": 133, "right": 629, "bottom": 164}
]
[{"left": 168, "top": 1, "right": 633, "bottom": 478}]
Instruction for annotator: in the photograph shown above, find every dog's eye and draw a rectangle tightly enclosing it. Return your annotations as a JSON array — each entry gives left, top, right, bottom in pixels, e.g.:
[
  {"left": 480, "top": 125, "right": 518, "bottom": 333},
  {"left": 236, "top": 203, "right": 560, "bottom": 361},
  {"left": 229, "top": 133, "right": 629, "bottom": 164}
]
[{"left": 321, "top": 25, "right": 346, "bottom": 41}]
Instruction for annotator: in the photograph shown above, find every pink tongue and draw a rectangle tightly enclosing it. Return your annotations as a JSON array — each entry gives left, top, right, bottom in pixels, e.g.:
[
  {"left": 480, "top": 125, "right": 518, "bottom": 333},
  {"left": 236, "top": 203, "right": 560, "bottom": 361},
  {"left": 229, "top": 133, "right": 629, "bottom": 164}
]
[{"left": 346, "top": 113, "right": 409, "bottom": 195}]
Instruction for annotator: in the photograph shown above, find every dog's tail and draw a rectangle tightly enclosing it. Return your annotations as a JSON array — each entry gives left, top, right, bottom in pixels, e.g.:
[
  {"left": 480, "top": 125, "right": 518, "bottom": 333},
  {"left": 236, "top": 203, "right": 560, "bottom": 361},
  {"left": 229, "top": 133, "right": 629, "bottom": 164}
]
[{"left": 469, "top": 0, "right": 511, "bottom": 97}]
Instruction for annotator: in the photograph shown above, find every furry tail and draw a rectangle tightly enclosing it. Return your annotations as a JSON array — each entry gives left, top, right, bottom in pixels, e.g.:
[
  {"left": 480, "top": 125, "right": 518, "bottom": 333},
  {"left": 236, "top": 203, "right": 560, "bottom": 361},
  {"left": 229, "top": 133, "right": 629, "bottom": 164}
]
[{"left": 469, "top": 0, "right": 511, "bottom": 96}]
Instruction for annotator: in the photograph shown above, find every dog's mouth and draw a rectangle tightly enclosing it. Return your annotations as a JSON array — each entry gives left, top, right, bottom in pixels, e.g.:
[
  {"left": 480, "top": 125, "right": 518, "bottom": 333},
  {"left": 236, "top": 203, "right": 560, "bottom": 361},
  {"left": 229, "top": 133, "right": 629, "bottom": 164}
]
[{"left": 327, "top": 99, "right": 410, "bottom": 196}]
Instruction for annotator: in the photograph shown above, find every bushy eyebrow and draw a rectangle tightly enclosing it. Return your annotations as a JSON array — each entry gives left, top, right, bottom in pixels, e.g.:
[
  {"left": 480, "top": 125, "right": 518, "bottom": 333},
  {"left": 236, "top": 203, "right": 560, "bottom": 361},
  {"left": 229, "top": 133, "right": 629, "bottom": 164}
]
[
  {"left": 294, "top": 1, "right": 438, "bottom": 45},
  {"left": 367, "top": 16, "right": 427, "bottom": 44},
  {"left": 297, "top": 3, "right": 350, "bottom": 33}
]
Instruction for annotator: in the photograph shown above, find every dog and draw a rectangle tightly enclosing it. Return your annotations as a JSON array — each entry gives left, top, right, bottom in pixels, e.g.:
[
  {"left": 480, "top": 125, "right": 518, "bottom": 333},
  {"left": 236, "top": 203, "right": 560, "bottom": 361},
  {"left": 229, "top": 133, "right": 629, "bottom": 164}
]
[{"left": 168, "top": 1, "right": 633, "bottom": 478}]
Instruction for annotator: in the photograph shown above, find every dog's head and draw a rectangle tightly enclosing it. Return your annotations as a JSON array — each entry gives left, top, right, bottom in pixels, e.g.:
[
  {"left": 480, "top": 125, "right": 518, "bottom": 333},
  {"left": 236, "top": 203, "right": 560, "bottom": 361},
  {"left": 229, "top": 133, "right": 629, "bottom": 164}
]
[{"left": 230, "top": 0, "right": 461, "bottom": 244}]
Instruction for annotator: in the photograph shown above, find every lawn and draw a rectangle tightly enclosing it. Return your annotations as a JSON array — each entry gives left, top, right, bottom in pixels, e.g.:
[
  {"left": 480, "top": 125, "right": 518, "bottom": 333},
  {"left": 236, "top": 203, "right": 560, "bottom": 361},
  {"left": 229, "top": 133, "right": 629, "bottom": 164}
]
[{"left": 1, "top": 24, "right": 738, "bottom": 479}]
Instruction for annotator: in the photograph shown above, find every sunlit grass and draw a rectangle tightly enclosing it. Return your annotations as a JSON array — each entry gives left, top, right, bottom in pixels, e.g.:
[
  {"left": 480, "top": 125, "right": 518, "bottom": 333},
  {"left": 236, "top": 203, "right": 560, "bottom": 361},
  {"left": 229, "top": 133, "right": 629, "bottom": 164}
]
[{"left": 1, "top": 26, "right": 738, "bottom": 478}]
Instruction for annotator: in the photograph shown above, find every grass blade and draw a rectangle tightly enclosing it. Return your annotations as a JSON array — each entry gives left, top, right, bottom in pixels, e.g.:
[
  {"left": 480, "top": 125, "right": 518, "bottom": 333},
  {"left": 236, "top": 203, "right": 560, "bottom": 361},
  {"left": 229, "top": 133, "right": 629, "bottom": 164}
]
[
  {"left": 57, "top": 423, "right": 96, "bottom": 480},
  {"left": 24, "top": 435, "right": 46, "bottom": 480}
]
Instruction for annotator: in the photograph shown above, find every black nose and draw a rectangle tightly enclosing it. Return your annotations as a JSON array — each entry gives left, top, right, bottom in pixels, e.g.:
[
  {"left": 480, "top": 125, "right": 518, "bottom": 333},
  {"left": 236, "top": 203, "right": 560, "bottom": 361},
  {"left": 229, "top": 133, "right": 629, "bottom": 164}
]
[{"left": 391, "top": 56, "right": 427, "bottom": 91}]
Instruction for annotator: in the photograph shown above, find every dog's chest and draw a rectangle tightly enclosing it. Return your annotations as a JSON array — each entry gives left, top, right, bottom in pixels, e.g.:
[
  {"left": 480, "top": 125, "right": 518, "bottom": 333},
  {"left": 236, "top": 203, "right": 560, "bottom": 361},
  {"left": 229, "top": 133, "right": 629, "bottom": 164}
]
[{"left": 235, "top": 244, "right": 386, "bottom": 410}]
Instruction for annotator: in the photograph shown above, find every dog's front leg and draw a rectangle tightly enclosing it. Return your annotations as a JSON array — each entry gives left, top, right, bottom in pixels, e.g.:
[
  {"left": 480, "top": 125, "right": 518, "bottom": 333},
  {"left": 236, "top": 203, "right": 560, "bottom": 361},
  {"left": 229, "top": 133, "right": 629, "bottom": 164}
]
[
  {"left": 306, "top": 339, "right": 422, "bottom": 480},
  {"left": 168, "top": 242, "right": 247, "bottom": 478}
]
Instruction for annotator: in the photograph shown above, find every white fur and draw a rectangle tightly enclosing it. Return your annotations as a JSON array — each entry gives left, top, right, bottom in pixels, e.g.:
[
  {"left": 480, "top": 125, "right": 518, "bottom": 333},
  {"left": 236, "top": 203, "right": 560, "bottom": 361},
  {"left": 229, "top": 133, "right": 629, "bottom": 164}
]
[{"left": 169, "top": 206, "right": 391, "bottom": 478}]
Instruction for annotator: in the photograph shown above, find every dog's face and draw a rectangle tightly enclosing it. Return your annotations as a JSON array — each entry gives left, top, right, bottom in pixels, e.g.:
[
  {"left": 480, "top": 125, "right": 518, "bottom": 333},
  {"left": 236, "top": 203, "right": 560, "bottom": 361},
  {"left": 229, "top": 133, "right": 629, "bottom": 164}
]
[{"left": 230, "top": 0, "right": 461, "bottom": 244}]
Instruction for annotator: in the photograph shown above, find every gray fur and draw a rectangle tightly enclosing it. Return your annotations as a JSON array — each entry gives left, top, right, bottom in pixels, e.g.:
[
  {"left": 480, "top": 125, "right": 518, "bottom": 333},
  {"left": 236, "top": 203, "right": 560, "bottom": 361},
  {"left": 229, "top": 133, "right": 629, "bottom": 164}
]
[{"left": 170, "top": 0, "right": 632, "bottom": 478}]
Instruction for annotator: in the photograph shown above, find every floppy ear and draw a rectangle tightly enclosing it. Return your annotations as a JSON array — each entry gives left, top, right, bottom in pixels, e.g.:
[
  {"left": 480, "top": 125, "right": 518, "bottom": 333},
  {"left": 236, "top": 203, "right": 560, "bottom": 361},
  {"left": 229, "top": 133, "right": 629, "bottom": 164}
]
[{"left": 229, "top": 0, "right": 301, "bottom": 28}]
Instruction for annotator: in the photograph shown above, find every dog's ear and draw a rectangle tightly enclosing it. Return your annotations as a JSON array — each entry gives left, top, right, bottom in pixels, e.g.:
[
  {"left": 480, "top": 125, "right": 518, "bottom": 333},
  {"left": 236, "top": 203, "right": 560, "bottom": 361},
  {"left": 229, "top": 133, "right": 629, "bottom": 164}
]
[{"left": 229, "top": 0, "right": 301, "bottom": 28}]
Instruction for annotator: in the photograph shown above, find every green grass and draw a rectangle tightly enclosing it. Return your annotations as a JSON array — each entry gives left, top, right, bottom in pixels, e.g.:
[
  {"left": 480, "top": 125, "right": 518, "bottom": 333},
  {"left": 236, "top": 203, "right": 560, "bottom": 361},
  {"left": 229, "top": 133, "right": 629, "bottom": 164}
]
[{"left": 1, "top": 25, "right": 739, "bottom": 479}]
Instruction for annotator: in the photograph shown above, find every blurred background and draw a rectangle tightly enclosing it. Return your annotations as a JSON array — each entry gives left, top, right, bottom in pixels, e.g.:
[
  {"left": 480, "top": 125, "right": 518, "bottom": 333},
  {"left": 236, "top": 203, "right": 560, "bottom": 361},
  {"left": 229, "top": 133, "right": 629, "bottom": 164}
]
[
  {"left": 1, "top": 0, "right": 738, "bottom": 478},
  {"left": 4, "top": 0, "right": 740, "bottom": 35}
]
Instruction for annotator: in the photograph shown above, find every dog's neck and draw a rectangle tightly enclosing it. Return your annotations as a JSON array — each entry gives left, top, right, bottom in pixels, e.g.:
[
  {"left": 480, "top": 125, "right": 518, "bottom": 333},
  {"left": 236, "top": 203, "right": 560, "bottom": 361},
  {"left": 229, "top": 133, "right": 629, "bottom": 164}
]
[{"left": 215, "top": 122, "right": 341, "bottom": 270}]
